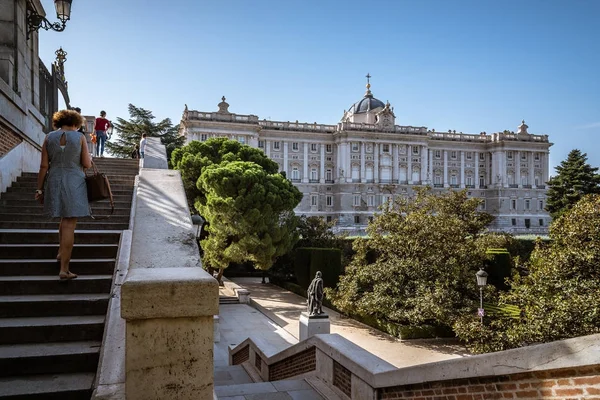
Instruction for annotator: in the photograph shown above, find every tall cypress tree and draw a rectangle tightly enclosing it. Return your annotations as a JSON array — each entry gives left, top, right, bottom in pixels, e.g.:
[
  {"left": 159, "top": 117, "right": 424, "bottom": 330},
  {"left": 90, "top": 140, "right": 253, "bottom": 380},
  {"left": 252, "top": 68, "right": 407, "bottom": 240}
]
[
  {"left": 546, "top": 149, "right": 600, "bottom": 219},
  {"left": 106, "top": 104, "right": 184, "bottom": 161}
]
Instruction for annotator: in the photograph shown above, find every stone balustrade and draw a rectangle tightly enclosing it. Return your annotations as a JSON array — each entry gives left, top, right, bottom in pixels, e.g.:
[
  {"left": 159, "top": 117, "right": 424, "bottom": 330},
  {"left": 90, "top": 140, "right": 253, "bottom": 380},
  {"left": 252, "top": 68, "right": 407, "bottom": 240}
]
[{"left": 229, "top": 333, "right": 600, "bottom": 400}]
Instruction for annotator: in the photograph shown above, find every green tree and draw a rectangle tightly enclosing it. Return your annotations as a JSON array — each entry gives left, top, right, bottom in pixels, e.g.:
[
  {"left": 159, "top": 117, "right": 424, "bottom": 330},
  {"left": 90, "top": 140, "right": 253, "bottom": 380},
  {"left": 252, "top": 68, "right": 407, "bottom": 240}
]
[
  {"left": 171, "top": 138, "right": 301, "bottom": 281},
  {"left": 546, "top": 149, "right": 600, "bottom": 219},
  {"left": 106, "top": 104, "right": 184, "bottom": 161},
  {"left": 455, "top": 195, "right": 600, "bottom": 353},
  {"left": 197, "top": 161, "right": 302, "bottom": 281},
  {"left": 327, "top": 188, "right": 497, "bottom": 328},
  {"left": 296, "top": 216, "right": 347, "bottom": 249}
]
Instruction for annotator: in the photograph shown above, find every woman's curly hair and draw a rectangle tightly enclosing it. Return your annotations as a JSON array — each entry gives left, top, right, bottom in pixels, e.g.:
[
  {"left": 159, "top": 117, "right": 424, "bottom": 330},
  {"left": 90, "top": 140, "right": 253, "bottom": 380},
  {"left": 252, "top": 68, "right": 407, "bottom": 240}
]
[{"left": 52, "top": 109, "right": 84, "bottom": 130}]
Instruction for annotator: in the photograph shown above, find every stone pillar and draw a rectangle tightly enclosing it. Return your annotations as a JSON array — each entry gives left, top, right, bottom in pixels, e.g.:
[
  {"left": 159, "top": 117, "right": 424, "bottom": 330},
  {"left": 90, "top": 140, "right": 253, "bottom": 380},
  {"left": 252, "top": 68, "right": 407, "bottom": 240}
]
[
  {"left": 360, "top": 142, "right": 366, "bottom": 183},
  {"left": 345, "top": 142, "right": 352, "bottom": 183},
  {"left": 475, "top": 151, "right": 479, "bottom": 188},
  {"left": 393, "top": 144, "right": 399, "bottom": 183},
  {"left": 491, "top": 151, "right": 498, "bottom": 187},
  {"left": 320, "top": 144, "right": 325, "bottom": 183},
  {"left": 515, "top": 151, "right": 521, "bottom": 187},
  {"left": 122, "top": 269, "right": 218, "bottom": 400},
  {"left": 460, "top": 151, "right": 465, "bottom": 188},
  {"left": 501, "top": 151, "right": 508, "bottom": 187},
  {"left": 336, "top": 143, "right": 344, "bottom": 183},
  {"left": 421, "top": 145, "right": 428, "bottom": 183},
  {"left": 374, "top": 143, "right": 379, "bottom": 183},
  {"left": 428, "top": 149, "right": 433, "bottom": 184},
  {"left": 530, "top": 152, "right": 536, "bottom": 188},
  {"left": 283, "top": 142, "right": 289, "bottom": 175},
  {"left": 265, "top": 140, "right": 270, "bottom": 158},
  {"left": 302, "top": 143, "right": 309, "bottom": 183},
  {"left": 443, "top": 150, "right": 448, "bottom": 187},
  {"left": 407, "top": 145, "right": 413, "bottom": 184},
  {"left": 543, "top": 152, "right": 549, "bottom": 184}
]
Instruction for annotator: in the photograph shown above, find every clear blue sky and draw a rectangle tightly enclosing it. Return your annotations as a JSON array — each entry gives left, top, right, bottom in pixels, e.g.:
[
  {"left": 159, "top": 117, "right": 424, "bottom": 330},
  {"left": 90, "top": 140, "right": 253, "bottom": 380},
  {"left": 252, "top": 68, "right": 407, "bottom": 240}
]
[{"left": 39, "top": 0, "right": 600, "bottom": 172}]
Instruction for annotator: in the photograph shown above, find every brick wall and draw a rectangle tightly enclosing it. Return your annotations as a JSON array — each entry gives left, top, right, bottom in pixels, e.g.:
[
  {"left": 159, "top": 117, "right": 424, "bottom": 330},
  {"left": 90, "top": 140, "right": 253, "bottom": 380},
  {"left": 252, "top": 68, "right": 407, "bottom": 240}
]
[
  {"left": 0, "top": 122, "right": 23, "bottom": 157},
  {"left": 232, "top": 345, "right": 249, "bottom": 365},
  {"left": 377, "top": 364, "right": 600, "bottom": 400},
  {"left": 333, "top": 360, "right": 352, "bottom": 398},
  {"left": 269, "top": 346, "right": 316, "bottom": 381}
]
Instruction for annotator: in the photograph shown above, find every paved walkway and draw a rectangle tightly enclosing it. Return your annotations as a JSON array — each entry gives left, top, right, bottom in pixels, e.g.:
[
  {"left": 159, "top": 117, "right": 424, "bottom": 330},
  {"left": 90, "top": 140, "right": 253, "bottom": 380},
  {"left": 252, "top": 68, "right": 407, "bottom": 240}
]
[{"left": 231, "top": 277, "right": 470, "bottom": 368}]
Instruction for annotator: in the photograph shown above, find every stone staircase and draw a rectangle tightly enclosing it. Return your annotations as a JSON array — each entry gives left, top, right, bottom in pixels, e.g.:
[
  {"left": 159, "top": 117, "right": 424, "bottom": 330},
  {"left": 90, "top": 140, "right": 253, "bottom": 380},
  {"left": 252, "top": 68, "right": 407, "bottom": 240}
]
[{"left": 0, "top": 158, "right": 138, "bottom": 399}]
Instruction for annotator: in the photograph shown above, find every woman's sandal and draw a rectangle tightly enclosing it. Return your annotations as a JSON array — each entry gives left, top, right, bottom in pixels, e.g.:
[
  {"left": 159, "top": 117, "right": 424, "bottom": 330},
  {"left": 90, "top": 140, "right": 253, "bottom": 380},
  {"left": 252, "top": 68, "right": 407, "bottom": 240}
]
[{"left": 59, "top": 271, "right": 78, "bottom": 280}]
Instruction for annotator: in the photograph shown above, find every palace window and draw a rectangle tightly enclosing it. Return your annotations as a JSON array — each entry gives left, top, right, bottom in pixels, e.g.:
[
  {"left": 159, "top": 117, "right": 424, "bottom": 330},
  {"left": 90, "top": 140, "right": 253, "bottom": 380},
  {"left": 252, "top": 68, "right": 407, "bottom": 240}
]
[
  {"left": 479, "top": 176, "right": 485, "bottom": 187},
  {"left": 412, "top": 146, "right": 419, "bottom": 155},
  {"left": 466, "top": 152, "right": 472, "bottom": 160},
  {"left": 525, "top": 199, "right": 531, "bottom": 210},
  {"left": 539, "top": 218, "right": 544, "bottom": 226},
  {"left": 480, "top": 200, "right": 486, "bottom": 210},
  {"left": 354, "top": 215, "right": 360, "bottom": 224},
  {"left": 507, "top": 151, "right": 513, "bottom": 160},
  {"left": 525, "top": 218, "right": 531, "bottom": 228},
  {"left": 292, "top": 142, "right": 299, "bottom": 151},
  {"left": 238, "top": 136, "right": 246, "bottom": 144},
  {"left": 535, "top": 153, "right": 540, "bottom": 161},
  {"left": 326, "top": 195, "right": 333, "bottom": 207},
  {"left": 521, "top": 153, "right": 527, "bottom": 160},
  {"left": 466, "top": 176, "right": 473, "bottom": 186},
  {"left": 273, "top": 142, "right": 280, "bottom": 150},
  {"left": 367, "top": 195, "right": 374, "bottom": 207},
  {"left": 353, "top": 195, "right": 361, "bottom": 206},
  {"left": 511, "top": 199, "right": 516, "bottom": 210},
  {"left": 326, "top": 144, "right": 332, "bottom": 153},
  {"left": 311, "top": 143, "right": 317, "bottom": 152},
  {"left": 539, "top": 200, "right": 544, "bottom": 210},
  {"left": 311, "top": 168, "right": 318, "bottom": 181},
  {"left": 352, "top": 143, "right": 359, "bottom": 152},
  {"left": 258, "top": 140, "right": 264, "bottom": 148},
  {"left": 512, "top": 218, "right": 517, "bottom": 226},
  {"left": 435, "top": 175, "right": 442, "bottom": 185},
  {"left": 326, "top": 169, "right": 332, "bottom": 181},
  {"left": 451, "top": 175, "right": 457, "bottom": 185},
  {"left": 522, "top": 176, "right": 528, "bottom": 186},
  {"left": 291, "top": 167, "right": 300, "bottom": 180},
  {"left": 451, "top": 151, "right": 457, "bottom": 159},
  {"left": 479, "top": 153, "right": 485, "bottom": 161},
  {"left": 435, "top": 150, "right": 441, "bottom": 159},
  {"left": 201, "top": 133, "right": 208, "bottom": 141},
  {"left": 535, "top": 176, "right": 540, "bottom": 186},
  {"left": 326, "top": 216, "right": 332, "bottom": 223},
  {"left": 311, "top": 195, "right": 318, "bottom": 206},
  {"left": 382, "top": 144, "right": 390, "bottom": 153}
]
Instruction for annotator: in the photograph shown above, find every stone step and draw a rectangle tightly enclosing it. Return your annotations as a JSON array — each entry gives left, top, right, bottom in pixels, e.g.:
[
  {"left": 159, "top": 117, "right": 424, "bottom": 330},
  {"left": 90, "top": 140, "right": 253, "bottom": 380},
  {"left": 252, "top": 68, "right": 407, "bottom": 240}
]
[
  {"left": 0, "top": 293, "right": 110, "bottom": 318},
  {"left": 7, "top": 184, "right": 134, "bottom": 192},
  {"left": 0, "top": 230, "right": 121, "bottom": 245},
  {"left": 0, "top": 259, "right": 116, "bottom": 276},
  {"left": 0, "top": 372, "right": 94, "bottom": 399},
  {"left": 0, "top": 192, "right": 133, "bottom": 202},
  {"left": 0, "top": 275, "right": 113, "bottom": 295},
  {"left": 0, "top": 341, "right": 100, "bottom": 378},
  {"left": 0, "top": 243, "right": 119, "bottom": 259},
  {"left": 219, "top": 296, "right": 240, "bottom": 305},
  {"left": 0, "top": 221, "right": 130, "bottom": 230},
  {"left": 0, "top": 206, "right": 132, "bottom": 216},
  {"left": 0, "top": 214, "right": 130, "bottom": 224},
  {"left": 0, "top": 198, "right": 131, "bottom": 208},
  {"left": 0, "top": 315, "right": 105, "bottom": 345},
  {"left": 17, "top": 174, "right": 136, "bottom": 182},
  {"left": 214, "top": 379, "right": 321, "bottom": 398}
]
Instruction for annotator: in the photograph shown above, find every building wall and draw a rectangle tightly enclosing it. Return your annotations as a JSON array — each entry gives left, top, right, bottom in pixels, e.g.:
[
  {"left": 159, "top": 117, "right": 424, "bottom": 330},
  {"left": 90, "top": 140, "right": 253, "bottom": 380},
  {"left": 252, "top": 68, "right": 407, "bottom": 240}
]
[{"left": 180, "top": 106, "right": 552, "bottom": 234}]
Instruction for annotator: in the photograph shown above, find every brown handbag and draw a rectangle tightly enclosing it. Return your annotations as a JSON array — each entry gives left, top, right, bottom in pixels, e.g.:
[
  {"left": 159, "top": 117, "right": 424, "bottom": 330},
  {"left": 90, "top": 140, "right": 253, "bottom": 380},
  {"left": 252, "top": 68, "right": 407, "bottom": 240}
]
[{"left": 85, "top": 162, "right": 114, "bottom": 219}]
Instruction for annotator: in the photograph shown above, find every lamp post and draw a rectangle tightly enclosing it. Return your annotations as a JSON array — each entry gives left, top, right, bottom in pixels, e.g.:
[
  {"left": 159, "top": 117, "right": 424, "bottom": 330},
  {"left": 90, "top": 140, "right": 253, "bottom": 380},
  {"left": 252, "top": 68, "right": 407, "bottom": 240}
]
[
  {"left": 26, "top": 0, "right": 73, "bottom": 40},
  {"left": 476, "top": 267, "right": 488, "bottom": 324}
]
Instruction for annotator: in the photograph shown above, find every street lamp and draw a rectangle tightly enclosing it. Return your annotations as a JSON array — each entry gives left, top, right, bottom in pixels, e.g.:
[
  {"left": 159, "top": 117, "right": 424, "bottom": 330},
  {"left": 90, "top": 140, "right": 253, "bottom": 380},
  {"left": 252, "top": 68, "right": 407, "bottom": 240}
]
[
  {"left": 476, "top": 268, "right": 488, "bottom": 324},
  {"left": 191, "top": 215, "right": 204, "bottom": 240},
  {"left": 26, "top": 0, "right": 73, "bottom": 40}
]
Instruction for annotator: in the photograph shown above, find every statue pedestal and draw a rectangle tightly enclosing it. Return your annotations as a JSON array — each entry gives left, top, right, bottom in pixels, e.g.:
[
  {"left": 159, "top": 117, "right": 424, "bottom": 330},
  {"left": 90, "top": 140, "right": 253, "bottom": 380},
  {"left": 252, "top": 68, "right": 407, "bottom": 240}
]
[{"left": 299, "top": 312, "right": 330, "bottom": 341}]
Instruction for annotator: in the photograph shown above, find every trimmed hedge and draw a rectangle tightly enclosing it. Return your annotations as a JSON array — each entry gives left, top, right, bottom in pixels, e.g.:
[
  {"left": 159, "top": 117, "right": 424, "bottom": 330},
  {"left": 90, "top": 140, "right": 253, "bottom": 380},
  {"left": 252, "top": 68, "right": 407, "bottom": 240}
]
[
  {"left": 293, "top": 247, "right": 342, "bottom": 290},
  {"left": 485, "top": 248, "right": 512, "bottom": 291}
]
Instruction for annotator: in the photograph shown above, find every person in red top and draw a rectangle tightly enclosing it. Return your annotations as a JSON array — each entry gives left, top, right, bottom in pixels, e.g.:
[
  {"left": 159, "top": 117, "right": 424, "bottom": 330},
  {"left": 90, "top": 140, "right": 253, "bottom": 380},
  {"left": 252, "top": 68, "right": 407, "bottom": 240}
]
[{"left": 94, "top": 111, "right": 111, "bottom": 157}]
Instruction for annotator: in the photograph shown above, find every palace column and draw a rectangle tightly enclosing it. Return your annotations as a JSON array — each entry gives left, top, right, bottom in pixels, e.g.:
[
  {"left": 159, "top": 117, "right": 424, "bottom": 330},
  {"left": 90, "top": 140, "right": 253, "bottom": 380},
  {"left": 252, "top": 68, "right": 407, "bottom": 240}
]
[
  {"left": 460, "top": 150, "right": 465, "bottom": 188},
  {"left": 529, "top": 152, "right": 536, "bottom": 188},
  {"left": 360, "top": 142, "right": 366, "bottom": 183},
  {"left": 421, "top": 145, "right": 428, "bottom": 183},
  {"left": 392, "top": 144, "right": 399, "bottom": 183},
  {"left": 283, "top": 142, "right": 289, "bottom": 175},
  {"left": 474, "top": 151, "right": 479, "bottom": 188},
  {"left": 502, "top": 151, "right": 508, "bottom": 187},
  {"left": 374, "top": 143, "right": 379, "bottom": 183},
  {"left": 428, "top": 149, "right": 433, "bottom": 184},
  {"left": 302, "top": 143, "right": 309, "bottom": 183},
  {"left": 265, "top": 140, "right": 270, "bottom": 158},
  {"left": 515, "top": 151, "right": 521, "bottom": 187},
  {"left": 320, "top": 144, "right": 325, "bottom": 183},
  {"left": 443, "top": 150, "right": 448, "bottom": 187},
  {"left": 345, "top": 143, "right": 352, "bottom": 183},
  {"left": 543, "top": 152, "right": 549, "bottom": 185},
  {"left": 407, "top": 145, "right": 413, "bottom": 184},
  {"left": 336, "top": 143, "right": 343, "bottom": 183}
]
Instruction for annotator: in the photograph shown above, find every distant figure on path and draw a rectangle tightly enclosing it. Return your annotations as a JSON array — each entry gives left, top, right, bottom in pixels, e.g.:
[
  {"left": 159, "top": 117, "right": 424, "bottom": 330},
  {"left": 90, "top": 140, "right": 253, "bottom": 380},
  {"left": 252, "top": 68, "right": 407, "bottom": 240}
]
[
  {"left": 131, "top": 144, "right": 140, "bottom": 159},
  {"left": 73, "top": 107, "right": 93, "bottom": 156},
  {"left": 139, "top": 133, "right": 147, "bottom": 158},
  {"left": 35, "top": 109, "right": 93, "bottom": 280},
  {"left": 307, "top": 271, "right": 324, "bottom": 316},
  {"left": 94, "top": 110, "right": 111, "bottom": 157}
]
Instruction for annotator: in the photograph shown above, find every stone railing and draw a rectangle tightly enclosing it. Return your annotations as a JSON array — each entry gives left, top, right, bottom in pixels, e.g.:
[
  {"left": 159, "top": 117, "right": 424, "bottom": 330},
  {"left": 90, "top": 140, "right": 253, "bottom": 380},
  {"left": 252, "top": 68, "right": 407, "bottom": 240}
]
[
  {"left": 118, "top": 139, "right": 218, "bottom": 400},
  {"left": 187, "top": 110, "right": 260, "bottom": 124},
  {"left": 259, "top": 120, "right": 337, "bottom": 133},
  {"left": 229, "top": 333, "right": 600, "bottom": 400},
  {"left": 429, "top": 132, "right": 491, "bottom": 143}
]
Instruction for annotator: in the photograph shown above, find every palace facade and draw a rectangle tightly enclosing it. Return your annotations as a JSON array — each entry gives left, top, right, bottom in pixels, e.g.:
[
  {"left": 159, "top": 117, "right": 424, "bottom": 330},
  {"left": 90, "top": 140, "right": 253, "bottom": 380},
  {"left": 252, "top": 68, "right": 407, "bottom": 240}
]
[{"left": 179, "top": 80, "right": 552, "bottom": 235}]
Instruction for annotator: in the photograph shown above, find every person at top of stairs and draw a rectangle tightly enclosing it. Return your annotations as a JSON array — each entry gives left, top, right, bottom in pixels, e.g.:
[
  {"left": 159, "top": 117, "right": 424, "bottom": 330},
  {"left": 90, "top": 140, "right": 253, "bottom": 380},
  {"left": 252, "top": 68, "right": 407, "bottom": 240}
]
[{"left": 35, "top": 109, "right": 93, "bottom": 280}]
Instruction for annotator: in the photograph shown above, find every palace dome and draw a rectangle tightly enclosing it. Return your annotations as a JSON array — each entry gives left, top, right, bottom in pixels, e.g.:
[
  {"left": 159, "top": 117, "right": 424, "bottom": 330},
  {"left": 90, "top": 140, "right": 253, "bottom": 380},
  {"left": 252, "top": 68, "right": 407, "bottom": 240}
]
[{"left": 348, "top": 94, "right": 385, "bottom": 114}]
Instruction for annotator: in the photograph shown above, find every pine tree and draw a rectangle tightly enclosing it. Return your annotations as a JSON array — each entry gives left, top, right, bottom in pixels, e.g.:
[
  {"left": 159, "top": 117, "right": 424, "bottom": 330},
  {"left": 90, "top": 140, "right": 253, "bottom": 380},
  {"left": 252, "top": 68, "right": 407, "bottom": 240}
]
[
  {"left": 106, "top": 104, "right": 184, "bottom": 161},
  {"left": 546, "top": 149, "right": 600, "bottom": 219}
]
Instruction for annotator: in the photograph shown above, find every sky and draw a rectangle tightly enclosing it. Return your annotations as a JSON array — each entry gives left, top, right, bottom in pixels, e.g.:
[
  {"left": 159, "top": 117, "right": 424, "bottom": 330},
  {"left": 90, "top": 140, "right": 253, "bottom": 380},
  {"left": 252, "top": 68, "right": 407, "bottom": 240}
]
[{"left": 38, "top": 0, "right": 600, "bottom": 172}]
